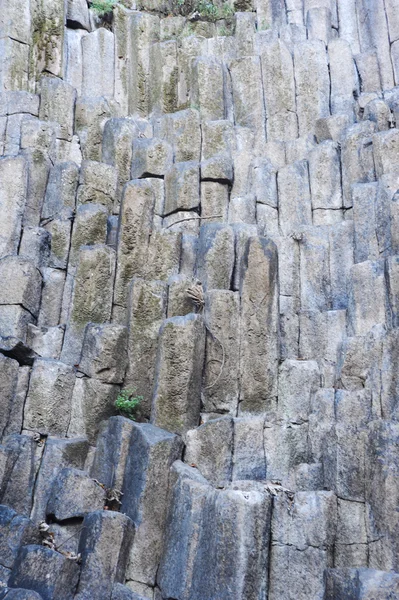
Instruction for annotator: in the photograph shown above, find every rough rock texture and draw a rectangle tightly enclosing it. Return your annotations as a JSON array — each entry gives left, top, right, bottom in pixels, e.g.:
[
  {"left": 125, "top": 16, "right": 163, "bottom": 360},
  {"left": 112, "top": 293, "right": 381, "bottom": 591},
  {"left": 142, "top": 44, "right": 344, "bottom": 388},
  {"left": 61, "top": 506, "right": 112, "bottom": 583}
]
[{"left": 1, "top": 0, "right": 399, "bottom": 598}]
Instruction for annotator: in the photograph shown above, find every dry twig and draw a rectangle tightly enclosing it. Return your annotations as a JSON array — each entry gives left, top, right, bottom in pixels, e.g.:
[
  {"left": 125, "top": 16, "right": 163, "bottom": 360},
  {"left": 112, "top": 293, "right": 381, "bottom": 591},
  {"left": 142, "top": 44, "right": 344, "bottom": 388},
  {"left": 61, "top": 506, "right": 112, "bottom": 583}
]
[{"left": 165, "top": 214, "right": 222, "bottom": 229}]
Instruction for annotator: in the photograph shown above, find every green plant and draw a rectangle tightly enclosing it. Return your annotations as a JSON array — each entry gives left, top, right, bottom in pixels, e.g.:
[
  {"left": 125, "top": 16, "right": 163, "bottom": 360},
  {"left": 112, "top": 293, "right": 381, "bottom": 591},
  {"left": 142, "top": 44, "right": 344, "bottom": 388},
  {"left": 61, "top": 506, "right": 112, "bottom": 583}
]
[
  {"left": 115, "top": 389, "right": 143, "bottom": 420},
  {"left": 90, "top": 0, "right": 117, "bottom": 17}
]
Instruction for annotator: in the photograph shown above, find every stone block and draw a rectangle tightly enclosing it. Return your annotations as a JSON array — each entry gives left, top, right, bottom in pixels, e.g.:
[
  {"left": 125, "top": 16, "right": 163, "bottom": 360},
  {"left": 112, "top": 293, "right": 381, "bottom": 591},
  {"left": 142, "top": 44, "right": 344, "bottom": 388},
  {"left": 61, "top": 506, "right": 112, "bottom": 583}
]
[
  {"left": 21, "top": 148, "right": 52, "bottom": 228},
  {"left": 114, "top": 181, "right": 154, "bottom": 311},
  {"left": 39, "top": 78, "right": 76, "bottom": 142},
  {"left": 230, "top": 56, "right": 266, "bottom": 148},
  {"left": 149, "top": 39, "right": 178, "bottom": 114},
  {"left": 202, "top": 290, "right": 240, "bottom": 415},
  {"left": 233, "top": 416, "right": 266, "bottom": 481},
  {"left": 228, "top": 195, "right": 256, "bottom": 225},
  {"left": 0, "top": 38, "right": 29, "bottom": 92},
  {"left": 195, "top": 223, "right": 235, "bottom": 291},
  {"left": 67, "top": 0, "right": 90, "bottom": 29},
  {"left": 9, "top": 545, "right": 79, "bottom": 599},
  {"left": 42, "top": 161, "right": 79, "bottom": 221},
  {"left": 294, "top": 40, "right": 330, "bottom": 135},
  {"left": 19, "top": 227, "right": 51, "bottom": 268},
  {"left": 2, "top": 366, "right": 30, "bottom": 438},
  {"left": 277, "top": 160, "right": 312, "bottom": 236},
  {"left": 76, "top": 97, "right": 119, "bottom": 162},
  {"left": 122, "top": 423, "right": 182, "bottom": 586},
  {"left": 0, "top": 589, "right": 43, "bottom": 599},
  {"left": 308, "top": 140, "right": 342, "bottom": 210},
  {"left": 76, "top": 511, "right": 134, "bottom": 600},
  {"left": 124, "top": 278, "right": 167, "bottom": 419},
  {"left": 0, "top": 256, "right": 42, "bottom": 318},
  {"left": 30, "top": 437, "right": 89, "bottom": 523},
  {"left": 0, "top": 506, "right": 38, "bottom": 571},
  {"left": 64, "top": 29, "right": 87, "bottom": 96},
  {"left": 0, "top": 156, "right": 27, "bottom": 258},
  {"left": 278, "top": 359, "right": 320, "bottom": 423},
  {"left": 26, "top": 325, "right": 64, "bottom": 360},
  {"left": 373, "top": 128, "right": 399, "bottom": 178},
  {"left": 131, "top": 138, "right": 173, "bottom": 179},
  {"left": 0, "top": 306, "right": 35, "bottom": 342},
  {"left": 29, "top": 0, "right": 66, "bottom": 82},
  {"left": 61, "top": 244, "right": 115, "bottom": 365},
  {"left": 47, "top": 467, "right": 105, "bottom": 520},
  {"left": 151, "top": 314, "right": 205, "bottom": 435},
  {"left": 80, "top": 324, "right": 127, "bottom": 384},
  {"left": 144, "top": 230, "right": 181, "bottom": 282},
  {"left": 348, "top": 260, "right": 387, "bottom": 336},
  {"left": 239, "top": 237, "right": 279, "bottom": 413},
  {"left": 250, "top": 158, "right": 278, "bottom": 208},
  {"left": 185, "top": 418, "right": 233, "bottom": 485},
  {"left": 352, "top": 182, "right": 379, "bottom": 263},
  {"left": 341, "top": 121, "right": 376, "bottom": 208},
  {"left": 329, "top": 220, "right": 354, "bottom": 310},
  {"left": 163, "top": 161, "right": 199, "bottom": 216},
  {"left": 329, "top": 39, "right": 357, "bottom": 117},
  {"left": 77, "top": 160, "right": 118, "bottom": 210},
  {"left": 260, "top": 39, "right": 298, "bottom": 140},
  {"left": 128, "top": 12, "right": 160, "bottom": 115},
  {"left": 200, "top": 181, "right": 229, "bottom": 223},
  {"left": 0, "top": 354, "right": 19, "bottom": 439},
  {"left": 69, "top": 204, "right": 108, "bottom": 266},
  {"left": 82, "top": 29, "right": 115, "bottom": 98},
  {"left": 24, "top": 358, "right": 75, "bottom": 436},
  {"left": 263, "top": 422, "right": 308, "bottom": 487},
  {"left": 68, "top": 377, "right": 120, "bottom": 445},
  {"left": 191, "top": 56, "right": 224, "bottom": 121},
  {"left": 154, "top": 109, "right": 201, "bottom": 163},
  {"left": 299, "top": 227, "right": 330, "bottom": 312}
]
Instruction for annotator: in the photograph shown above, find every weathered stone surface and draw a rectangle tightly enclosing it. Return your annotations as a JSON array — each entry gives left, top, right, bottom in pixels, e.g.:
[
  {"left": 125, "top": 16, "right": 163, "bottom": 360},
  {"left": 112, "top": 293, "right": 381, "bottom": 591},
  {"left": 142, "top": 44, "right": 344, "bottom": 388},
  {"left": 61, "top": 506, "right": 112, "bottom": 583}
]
[
  {"left": 77, "top": 160, "right": 118, "bottom": 210},
  {"left": 164, "top": 161, "right": 199, "bottom": 215},
  {"left": 277, "top": 160, "right": 312, "bottom": 236},
  {"left": 203, "top": 290, "right": 240, "bottom": 415},
  {"left": 261, "top": 40, "right": 297, "bottom": 140},
  {"left": 69, "top": 204, "right": 108, "bottom": 266},
  {"left": 38, "top": 268, "right": 65, "bottom": 328},
  {"left": 30, "top": 437, "right": 89, "bottom": 523},
  {"left": 82, "top": 29, "right": 115, "bottom": 98},
  {"left": 47, "top": 468, "right": 104, "bottom": 520},
  {"left": 9, "top": 545, "right": 79, "bottom": 600},
  {"left": 0, "top": 355, "right": 19, "bottom": 439},
  {"left": 76, "top": 511, "right": 134, "bottom": 600},
  {"left": 0, "top": 38, "right": 29, "bottom": 93},
  {"left": 61, "top": 244, "right": 115, "bottom": 365},
  {"left": 39, "top": 78, "right": 76, "bottom": 141},
  {"left": 76, "top": 97, "right": 118, "bottom": 162},
  {"left": 131, "top": 138, "right": 172, "bottom": 179},
  {"left": 154, "top": 109, "right": 201, "bottom": 163},
  {"left": 26, "top": 324, "right": 64, "bottom": 360},
  {"left": 0, "top": 256, "right": 42, "bottom": 318},
  {"left": 158, "top": 476, "right": 272, "bottom": 600},
  {"left": 0, "top": 589, "right": 43, "bottom": 599},
  {"left": 196, "top": 224, "right": 235, "bottom": 291},
  {"left": 151, "top": 314, "right": 205, "bottom": 435},
  {"left": 24, "top": 358, "right": 75, "bottom": 436},
  {"left": 0, "top": 156, "right": 27, "bottom": 258},
  {"left": 0, "top": 506, "right": 38, "bottom": 571},
  {"left": 67, "top": 0, "right": 90, "bottom": 29},
  {"left": 341, "top": 121, "right": 376, "bottom": 207},
  {"left": 191, "top": 56, "right": 224, "bottom": 121},
  {"left": 325, "top": 568, "right": 399, "bottom": 599},
  {"left": 68, "top": 377, "right": 120, "bottom": 445},
  {"left": 239, "top": 237, "right": 279, "bottom": 413},
  {"left": 125, "top": 278, "right": 167, "bottom": 419},
  {"left": 122, "top": 423, "right": 182, "bottom": 586},
  {"left": 230, "top": 56, "right": 266, "bottom": 147},
  {"left": 294, "top": 40, "right": 330, "bottom": 135},
  {"left": 185, "top": 418, "right": 233, "bottom": 485},
  {"left": 114, "top": 180, "right": 154, "bottom": 311},
  {"left": 80, "top": 324, "right": 127, "bottom": 384}
]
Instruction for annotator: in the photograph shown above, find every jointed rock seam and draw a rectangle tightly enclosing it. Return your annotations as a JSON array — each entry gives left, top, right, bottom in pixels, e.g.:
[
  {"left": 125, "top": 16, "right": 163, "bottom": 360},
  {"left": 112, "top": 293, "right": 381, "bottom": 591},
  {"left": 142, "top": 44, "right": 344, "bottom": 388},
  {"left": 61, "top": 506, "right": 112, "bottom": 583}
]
[{"left": 0, "top": 0, "right": 399, "bottom": 598}]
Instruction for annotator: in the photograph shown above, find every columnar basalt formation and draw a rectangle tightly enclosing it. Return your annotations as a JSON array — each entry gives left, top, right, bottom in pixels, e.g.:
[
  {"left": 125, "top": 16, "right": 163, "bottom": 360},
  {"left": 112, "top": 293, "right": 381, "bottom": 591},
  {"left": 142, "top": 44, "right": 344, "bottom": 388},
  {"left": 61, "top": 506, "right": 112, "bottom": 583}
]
[{"left": 1, "top": 0, "right": 399, "bottom": 598}]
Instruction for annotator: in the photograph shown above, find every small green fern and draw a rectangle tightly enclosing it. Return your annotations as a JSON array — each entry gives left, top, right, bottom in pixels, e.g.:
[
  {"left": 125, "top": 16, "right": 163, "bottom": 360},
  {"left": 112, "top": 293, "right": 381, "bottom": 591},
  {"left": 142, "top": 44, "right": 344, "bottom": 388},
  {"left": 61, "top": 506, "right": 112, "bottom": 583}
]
[
  {"left": 115, "top": 389, "right": 143, "bottom": 420},
  {"left": 90, "top": 0, "right": 117, "bottom": 17}
]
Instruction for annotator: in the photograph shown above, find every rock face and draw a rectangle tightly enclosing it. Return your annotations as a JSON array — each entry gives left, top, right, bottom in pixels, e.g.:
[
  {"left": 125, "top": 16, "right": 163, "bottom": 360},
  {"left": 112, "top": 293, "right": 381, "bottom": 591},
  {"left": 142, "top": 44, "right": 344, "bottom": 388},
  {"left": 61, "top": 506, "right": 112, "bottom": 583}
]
[{"left": 1, "top": 0, "right": 399, "bottom": 598}]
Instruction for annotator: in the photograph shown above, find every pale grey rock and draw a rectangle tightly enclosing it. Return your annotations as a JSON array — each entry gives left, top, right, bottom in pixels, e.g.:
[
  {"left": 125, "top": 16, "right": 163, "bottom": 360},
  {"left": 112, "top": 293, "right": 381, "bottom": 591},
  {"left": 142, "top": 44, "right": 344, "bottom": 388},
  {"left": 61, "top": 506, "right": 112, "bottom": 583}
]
[
  {"left": 69, "top": 204, "right": 108, "bottom": 267},
  {"left": 196, "top": 224, "right": 235, "bottom": 291},
  {"left": 230, "top": 56, "right": 266, "bottom": 148},
  {"left": 191, "top": 56, "right": 224, "bottom": 121},
  {"left": 154, "top": 109, "right": 201, "bottom": 163},
  {"left": 239, "top": 237, "right": 279, "bottom": 413},
  {"left": 24, "top": 359, "right": 75, "bottom": 436},
  {"left": 114, "top": 180, "right": 154, "bottom": 312},
  {"left": 68, "top": 377, "right": 120, "bottom": 445},
  {"left": 21, "top": 148, "right": 52, "bottom": 228},
  {"left": 67, "top": 0, "right": 90, "bottom": 29},
  {"left": 2, "top": 366, "right": 30, "bottom": 438},
  {"left": 352, "top": 182, "right": 379, "bottom": 263},
  {"left": 373, "top": 128, "right": 399, "bottom": 177},
  {"left": 80, "top": 324, "right": 127, "bottom": 384},
  {"left": 131, "top": 138, "right": 173, "bottom": 179},
  {"left": 61, "top": 244, "right": 115, "bottom": 365},
  {"left": 308, "top": 141, "right": 342, "bottom": 210},
  {"left": 164, "top": 161, "right": 199, "bottom": 216},
  {"left": 260, "top": 39, "right": 298, "bottom": 140},
  {"left": 348, "top": 260, "right": 387, "bottom": 336},
  {"left": 151, "top": 314, "right": 205, "bottom": 435},
  {"left": 64, "top": 29, "right": 87, "bottom": 96},
  {"left": 44, "top": 218, "right": 72, "bottom": 270},
  {"left": 228, "top": 195, "right": 256, "bottom": 225},
  {"left": 39, "top": 78, "right": 76, "bottom": 142},
  {"left": 125, "top": 278, "right": 167, "bottom": 419},
  {"left": 202, "top": 290, "right": 240, "bottom": 415},
  {"left": 0, "top": 355, "right": 19, "bottom": 439},
  {"left": 0, "top": 256, "right": 42, "bottom": 318},
  {"left": 277, "top": 160, "right": 312, "bottom": 236},
  {"left": 306, "top": 7, "right": 332, "bottom": 43},
  {"left": 329, "top": 39, "right": 357, "bottom": 117},
  {"left": 0, "top": 306, "right": 35, "bottom": 342},
  {"left": 329, "top": 220, "right": 354, "bottom": 310},
  {"left": 26, "top": 325, "right": 64, "bottom": 360},
  {"left": 294, "top": 40, "right": 330, "bottom": 135},
  {"left": 325, "top": 567, "right": 399, "bottom": 599},
  {"left": 233, "top": 416, "right": 266, "bottom": 481},
  {"left": 315, "top": 114, "right": 352, "bottom": 143},
  {"left": 355, "top": 51, "right": 382, "bottom": 93},
  {"left": 0, "top": 506, "right": 38, "bottom": 572},
  {"left": 185, "top": 418, "right": 233, "bottom": 485},
  {"left": 78, "top": 160, "right": 118, "bottom": 210},
  {"left": 0, "top": 156, "right": 27, "bottom": 258},
  {"left": 200, "top": 181, "right": 229, "bottom": 222},
  {"left": 341, "top": 121, "right": 376, "bottom": 207},
  {"left": 77, "top": 97, "right": 119, "bottom": 162},
  {"left": 0, "top": 38, "right": 29, "bottom": 93},
  {"left": 19, "top": 227, "right": 51, "bottom": 269},
  {"left": 278, "top": 359, "right": 320, "bottom": 423},
  {"left": 250, "top": 158, "right": 278, "bottom": 208},
  {"left": 42, "top": 161, "right": 79, "bottom": 221},
  {"left": 82, "top": 29, "right": 115, "bottom": 98}
]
